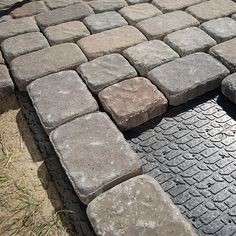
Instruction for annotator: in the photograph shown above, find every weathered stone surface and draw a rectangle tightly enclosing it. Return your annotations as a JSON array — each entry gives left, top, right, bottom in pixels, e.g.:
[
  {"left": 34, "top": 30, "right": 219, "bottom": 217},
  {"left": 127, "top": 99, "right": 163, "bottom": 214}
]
[
  {"left": 0, "top": 51, "right": 5, "bottom": 64},
  {"left": 1, "top": 32, "right": 49, "bottom": 63},
  {"left": 164, "top": 27, "right": 216, "bottom": 56},
  {"left": 123, "top": 40, "right": 179, "bottom": 76},
  {"left": 78, "top": 53, "right": 137, "bottom": 93},
  {"left": 0, "top": 65, "right": 14, "bottom": 98},
  {"left": 78, "top": 26, "right": 147, "bottom": 60},
  {"left": 148, "top": 52, "right": 229, "bottom": 106},
  {"left": 27, "top": 71, "right": 98, "bottom": 133},
  {"left": 0, "top": 15, "right": 12, "bottom": 24},
  {"left": 186, "top": 0, "right": 236, "bottom": 21},
  {"left": 83, "top": 11, "right": 127, "bottom": 33},
  {"left": 210, "top": 38, "right": 236, "bottom": 72},
  {"left": 87, "top": 175, "right": 197, "bottom": 236},
  {"left": 200, "top": 17, "right": 236, "bottom": 43},
  {"left": 233, "top": 14, "right": 236, "bottom": 20},
  {"left": 126, "top": 0, "right": 150, "bottom": 4},
  {"left": 44, "top": 21, "right": 90, "bottom": 45},
  {"left": 0, "top": 0, "right": 23, "bottom": 10},
  {"left": 119, "top": 3, "right": 162, "bottom": 25},
  {"left": 50, "top": 112, "right": 142, "bottom": 204},
  {"left": 99, "top": 77, "right": 168, "bottom": 130},
  {"left": 89, "top": 0, "right": 127, "bottom": 13},
  {"left": 10, "top": 1, "right": 48, "bottom": 18},
  {"left": 10, "top": 43, "right": 87, "bottom": 90},
  {"left": 36, "top": 3, "right": 94, "bottom": 29},
  {"left": 136, "top": 11, "right": 199, "bottom": 39},
  {"left": 0, "top": 18, "right": 39, "bottom": 43},
  {"left": 222, "top": 73, "right": 236, "bottom": 103},
  {"left": 45, "top": 0, "right": 82, "bottom": 9},
  {"left": 152, "top": 0, "right": 206, "bottom": 12}
]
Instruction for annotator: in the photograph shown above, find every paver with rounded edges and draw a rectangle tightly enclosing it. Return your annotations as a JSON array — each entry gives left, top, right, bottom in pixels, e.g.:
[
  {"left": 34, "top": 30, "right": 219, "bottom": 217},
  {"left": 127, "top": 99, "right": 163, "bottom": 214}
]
[
  {"left": 87, "top": 175, "right": 197, "bottom": 236},
  {"left": 10, "top": 43, "right": 87, "bottom": 90},
  {"left": 148, "top": 52, "right": 229, "bottom": 106},
  {"left": 50, "top": 112, "right": 143, "bottom": 204},
  {"left": 0, "top": 65, "right": 14, "bottom": 98},
  {"left": 45, "top": 0, "right": 82, "bottom": 9},
  {"left": 222, "top": 73, "right": 236, "bottom": 103},
  {"left": 98, "top": 77, "right": 168, "bottom": 130},
  {"left": 89, "top": 0, "right": 127, "bottom": 13},
  {"left": 0, "top": 51, "right": 5, "bottom": 64}
]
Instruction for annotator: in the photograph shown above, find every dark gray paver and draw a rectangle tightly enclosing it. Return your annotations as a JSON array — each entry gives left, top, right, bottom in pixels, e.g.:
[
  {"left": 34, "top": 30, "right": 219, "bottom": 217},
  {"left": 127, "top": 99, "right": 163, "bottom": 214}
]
[
  {"left": 89, "top": 0, "right": 127, "bottom": 13},
  {"left": 126, "top": 0, "right": 150, "bottom": 4},
  {"left": 222, "top": 73, "right": 236, "bottom": 103},
  {"left": 0, "top": 65, "right": 14, "bottom": 98},
  {"left": 50, "top": 112, "right": 143, "bottom": 204},
  {"left": 0, "top": 51, "right": 4, "bottom": 64},
  {"left": 148, "top": 52, "right": 229, "bottom": 106},
  {"left": 45, "top": 0, "right": 82, "bottom": 9}
]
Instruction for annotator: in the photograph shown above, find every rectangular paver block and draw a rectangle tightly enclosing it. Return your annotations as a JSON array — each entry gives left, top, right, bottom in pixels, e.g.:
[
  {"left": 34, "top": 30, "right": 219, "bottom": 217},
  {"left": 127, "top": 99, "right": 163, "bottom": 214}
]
[
  {"left": 222, "top": 73, "right": 236, "bottom": 103},
  {"left": 77, "top": 53, "right": 137, "bottom": 93},
  {"left": 148, "top": 52, "right": 229, "bottom": 106},
  {"left": 87, "top": 175, "right": 197, "bottom": 236},
  {"left": 99, "top": 77, "right": 168, "bottom": 130},
  {"left": 50, "top": 112, "right": 143, "bottom": 204},
  {"left": 89, "top": 0, "right": 127, "bottom": 13},
  {"left": 10, "top": 43, "right": 87, "bottom": 90},
  {"left": 136, "top": 11, "right": 199, "bottom": 39},
  {"left": 27, "top": 70, "right": 98, "bottom": 133},
  {"left": 0, "top": 65, "right": 14, "bottom": 98},
  {"left": 78, "top": 25, "right": 147, "bottom": 60},
  {"left": 45, "top": 0, "right": 82, "bottom": 9}
]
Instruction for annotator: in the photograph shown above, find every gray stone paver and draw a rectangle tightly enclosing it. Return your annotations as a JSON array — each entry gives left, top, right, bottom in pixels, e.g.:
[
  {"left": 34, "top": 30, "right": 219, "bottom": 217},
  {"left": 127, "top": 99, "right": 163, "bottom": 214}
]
[
  {"left": 83, "top": 11, "right": 128, "bottom": 34},
  {"left": 123, "top": 40, "right": 179, "bottom": 76},
  {"left": 222, "top": 73, "right": 236, "bottom": 103},
  {"left": 50, "top": 112, "right": 142, "bottom": 204},
  {"left": 10, "top": 43, "right": 87, "bottom": 90},
  {"left": 87, "top": 175, "right": 197, "bottom": 236},
  {"left": 0, "top": 65, "right": 14, "bottom": 98},
  {"left": 233, "top": 14, "right": 236, "bottom": 20},
  {"left": 0, "top": 51, "right": 5, "bottom": 64},
  {"left": 164, "top": 27, "right": 216, "bottom": 57},
  {"left": 45, "top": 0, "right": 82, "bottom": 9},
  {"left": 27, "top": 70, "right": 98, "bottom": 133},
  {"left": 78, "top": 53, "right": 137, "bottom": 93},
  {"left": 126, "top": 0, "right": 150, "bottom": 4},
  {"left": 1, "top": 32, "right": 49, "bottom": 63},
  {"left": 89, "top": 0, "right": 127, "bottom": 13}
]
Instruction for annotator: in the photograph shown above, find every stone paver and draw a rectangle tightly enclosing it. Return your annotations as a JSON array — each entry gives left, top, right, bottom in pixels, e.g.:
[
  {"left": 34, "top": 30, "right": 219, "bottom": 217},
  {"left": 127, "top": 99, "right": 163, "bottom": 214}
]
[
  {"left": 44, "top": 21, "right": 90, "bottom": 45},
  {"left": 126, "top": 0, "right": 150, "bottom": 4},
  {"left": 186, "top": 0, "right": 236, "bottom": 21},
  {"left": 210, "top": 38, "right": 236, "bottom": 72},
  {"left": 164, "top": 27, "right": 216, "bottom": 56},
  {"left": 0, "top": 18, "right": 39, "bottom": 43},
  {"left": 10, "top": 1, "right": 48, "bottom": 18},
  {"left": 233, "top": 14, "right": 236, "bottom": 20},
  {"left": 78, "top": 53, "right": 137, "bottom": 93},
  {"left": 99, "top": 77, "right": 168, "bottom": 130},
  {"left": 27, "top": 70, "right": 98, "bottom": 133},
  {"left": 1, "top": 32, "right": 49, "bottom": 63},
  {"left": 10, "top": 43, "right": 87, "bottom": 90},
  {"left": 148, "top": 52, "right": 229, "bottom": 106},
  {"left": 87, "top": 175, "right": 197, "bottom": 236},
  {"left": 36, "top": 3, "right": 94, "bottom": 29},
  {"left": 89, "top": 0, "right": 127, "bottom": 13},
  {"left": 119, "top": 3, "right": 162, "bottom": 25},
  {"left": 200, "top": 17, "right": 236, "bottom": 43},
  {"left": 0, "top": 65, "right": 14, "bottom": 98},
  {"left": 136, "top": 11, "right": 199, "bottom": 39},
  {"left": 123, "top": 40, "right": 179, "bottom": 76},
  {"left": 78, "top": 26, "right": 147, "bottom": 60},
  {"left": 0, "top": 0, "right": 23, "bottom": 10},
  {"left": 222, "top": 73, "right": 236, "bottom": 103},
  {"left": 50, "top": 112, "right": 142, "bottom": 204},
  {"left": 83, "top": 11, "right": 127, "bottom": 34},
  {"left": 45, "top": 0, "right": 82, "bottom": 9},
  {"left": 0, "top": 51, "right": 5, "bottom": 64}
]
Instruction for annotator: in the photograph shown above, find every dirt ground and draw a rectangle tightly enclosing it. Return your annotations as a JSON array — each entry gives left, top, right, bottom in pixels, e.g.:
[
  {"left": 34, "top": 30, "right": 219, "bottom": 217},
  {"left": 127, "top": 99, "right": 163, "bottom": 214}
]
[{"left": 0, "top": 95, "right": 72, "bottom": 236}]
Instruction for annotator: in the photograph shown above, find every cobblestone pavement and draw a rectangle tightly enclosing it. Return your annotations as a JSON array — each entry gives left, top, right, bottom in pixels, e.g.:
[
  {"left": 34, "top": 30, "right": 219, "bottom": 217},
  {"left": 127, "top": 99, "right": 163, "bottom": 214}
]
[{"left": 1, "top": 0, "right": 236, "bottom": 235}]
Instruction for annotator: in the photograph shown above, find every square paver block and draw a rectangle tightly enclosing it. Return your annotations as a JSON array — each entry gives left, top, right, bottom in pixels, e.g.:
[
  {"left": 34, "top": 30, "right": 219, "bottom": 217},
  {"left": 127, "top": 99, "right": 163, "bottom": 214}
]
[
  {"left": 210, "top": 38, "right": 236, "bottom": 72},
  {"left": 119, "top": 3, "right": 162, "bottom": 25},
  {"left": 1, "top": 32, "right": 49, "bottom": 63},
  {"left": 78, "top": 26, "right": 147, "bottom": 60},
  {"left": 36, "top": 3, "right": 94, "bottom": 29},
  {"left": 148, "top": 52, "right": 230, "bottom": 106},
  {"left": 222, "top": 73, "right": 236, "bottom": 103},
  {"left": 0, "top": 65, "right": 14, "bottom": 98},
  {"left": 136, "top": 11, "right": 199, "bottom": 40},
  {"left": 87, "top": 175, "right": 197, "bottom": 236},
  {"left": 164, "top": 27, "right": 216, "bottom": 57},
  {"left": 89, "top": 0, "right": 127, "bottom": 13},
  {"left": 78, "top": 53, "right": 137, "bottom": 93},
  {"left": 98, "top": 77, "right": 168, "bottom": 130},
  {"left": 0, "top": 18, "right": 39, "bottom": 43},
  {"left": 186, "top": 0, "right": 236, "bottom": 21},
  {"left": 0, "top": 51, "right": 5, "bottom": 64},
  {"left": 10, "top": 43, "right": 87, "bottom": 91},
  {"left": 83, "top": 11, "right": 127, "bottom": 34},
  {"left": 45, "top": 0, "right": 82, "bottom": 9},
  {"left": 123, "top": 40, "right": 179, "bottom": 76},
  {"left": 152, "top": 0, "right": 206, "bottom": 12},
  {"left": 200, "top": 17, "right": 236, "bottom": 43},
  {"left": 50, "top": 112, "right": 143, "bottom": 204},
  {"left": 27, "top": 71, "right": 98, "bottom": 133},
  {"left": 44, "top": 21, "right": 90, "bottom": 45}
]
